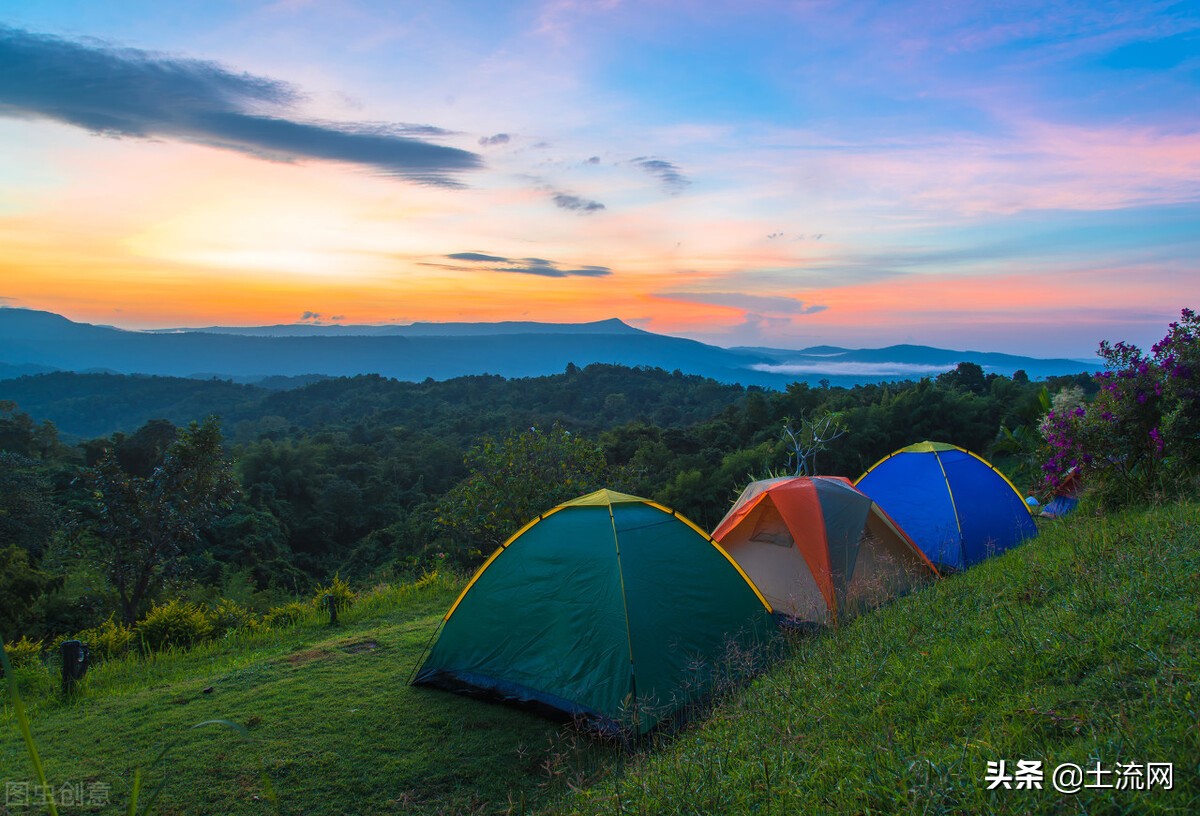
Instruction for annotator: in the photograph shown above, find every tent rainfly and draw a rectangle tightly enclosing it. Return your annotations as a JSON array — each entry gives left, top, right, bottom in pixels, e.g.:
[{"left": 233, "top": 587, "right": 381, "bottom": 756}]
[
  {"left": 412, "top": 489, "right": 777, "bottom": 735},
  {"left": 855, "top": 441, "right": 1038, "bottom": 571},
  {"left": 711, "top": 476, "right": 938, "bottom": 625},
  {"left": 1041, "top": 467, "right": 1082, "bottom": 520}
]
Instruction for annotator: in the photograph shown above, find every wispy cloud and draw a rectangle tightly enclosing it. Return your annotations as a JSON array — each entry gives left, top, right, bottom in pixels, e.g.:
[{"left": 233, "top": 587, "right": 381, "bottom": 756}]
[
  {"left": 657, "top": 292, "right": 827, "bottom": 315},
  {"left": 446, "top": 252, "right": 508, "bottom": 263},
  {"left": 630, "top": 156, "right": 690, "bottom": 193},
  {"left": 775, "top": 120, "right": 1200, "bottom": 219},
  {"left": 0, "top": 26, "right": 481, "bottom": 186},
  {"left": 479, "top": 133, "right": 511, "bottom": 146},
  {"left": 551, "top": 192, "right": 606, "bottom": 213},
  {"left": 442, "top": 252, "right": 611, "bottom": 278}
]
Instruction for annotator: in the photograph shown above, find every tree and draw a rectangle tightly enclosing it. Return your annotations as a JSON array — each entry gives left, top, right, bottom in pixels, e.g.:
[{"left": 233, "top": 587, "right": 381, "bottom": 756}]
[
  {"left": 0, "top": 545, "right": 63, "bottom": 640},
  {"left": 436, "top": 425, "right": 612, "bottom": 549},
  {"left": 937, "top": 361, "right": 988, "bottom": 395},
  {"left": 114, "top": 418, "right": 179, "bottom": 477},
  {"left": 0, "top": 401, "right": 62, "bottom": 460},
  {"left": 0, "top": 452, "right": 61, "bottom": 560},
  {"left": 85, "top": 416, "right": 238, "bottom": 623},
  {"left": 782, "top": 413, "right": 847, "bottom": 476}
]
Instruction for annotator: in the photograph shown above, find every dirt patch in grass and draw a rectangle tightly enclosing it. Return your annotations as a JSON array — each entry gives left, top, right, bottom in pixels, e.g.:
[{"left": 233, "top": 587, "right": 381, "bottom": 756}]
[
  {"left": 287, "top": 648, "right": 335, "bottom": 666},
  {"left": 341, "top": 640, "right": 378, "bottom": 654}
]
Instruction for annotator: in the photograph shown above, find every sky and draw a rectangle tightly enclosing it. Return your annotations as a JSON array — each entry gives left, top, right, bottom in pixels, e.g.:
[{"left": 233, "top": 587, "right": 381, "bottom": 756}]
[{"left": 0, "top": 1, "right": 1197, "bottom": 359}]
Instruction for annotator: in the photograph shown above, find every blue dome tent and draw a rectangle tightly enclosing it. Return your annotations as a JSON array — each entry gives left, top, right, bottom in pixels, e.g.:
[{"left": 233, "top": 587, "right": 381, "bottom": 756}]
[{"left": 854, "top": 441, "right": 1037, "bottom": 571}]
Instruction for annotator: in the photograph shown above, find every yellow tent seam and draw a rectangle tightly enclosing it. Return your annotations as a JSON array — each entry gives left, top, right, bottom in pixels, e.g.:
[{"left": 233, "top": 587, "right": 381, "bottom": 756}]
[
  {"left": 962, "top": 448, "right": 1036, "bottom": 519},
  {"left": 648, "top": 500, "right": 774, "bottom": 614},
  {"left": 607, "top": 502, "right": 640, "bottom": 729},
  {"left": 441, "top": 504, "right": 567, "bottom": 622},
  {"left": 855, "top": 449, "right": 900, "bottom": 485},
  {"left": 931, "top": 449, "right": 964, "bottom": 536}
]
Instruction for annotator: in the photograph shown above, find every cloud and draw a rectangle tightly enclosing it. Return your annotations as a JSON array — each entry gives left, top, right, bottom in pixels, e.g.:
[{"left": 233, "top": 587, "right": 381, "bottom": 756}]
[
  {"left": 658, "top": 292, "right": 827, "bottom": 315},
  {"left": 630, "top": 156, "right": 691, "bottom": 193},
  {"left": 551, "top": 192, "right": 606, "bottom": 213},
  {"left": 299, "top": 311, "right": 321, "bottom": 322},
  {"left": 0, "top": 26, "right": 481, "bottom": 186},
  {"left": 735, "top": 242, "right": 1035, "bottom": 289},
  {"left": 797, "top": 120, "right": 1200, "bottom": 218},
  {"left": 585, "top": 156, "right": 600, "bottom": 165},
  {"left": 442, "top": 252, "right": 611, "bottom": 278},
  {"left": 447, "top": 252, "right": 509, "bottom": 262},
  {"left": 479, "top": 133, "right": 511, "bottom": 146}
]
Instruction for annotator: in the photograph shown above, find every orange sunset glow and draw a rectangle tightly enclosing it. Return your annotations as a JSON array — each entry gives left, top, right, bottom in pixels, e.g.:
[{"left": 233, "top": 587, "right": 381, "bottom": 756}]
[{"left": 2, "top": 3, "right": 1198, "bottom": 357}]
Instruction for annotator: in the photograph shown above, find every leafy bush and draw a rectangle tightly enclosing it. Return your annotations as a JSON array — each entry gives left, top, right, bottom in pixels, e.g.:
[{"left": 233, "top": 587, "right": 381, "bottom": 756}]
[
  {"left": 262, "top": 601, "right": 313, "bottom": 629},
  {"left": 136, "top": 599, "right": 213, "bottom": 652},
  {"left": 205, "top": 598, "right": 261, "bottom": 638},
  {"left": 1, "top": 636, "right": 44, "bottom": 669},
  {"left": 414, "top": 569, "right": 441, "bottom": 590},
  {"left": 312, "top": 575, "right": 356, "bottom": 613},
  {"left": 73, "top": 615, "right": 135, "bottom": 661},
  {"left": 1042, "top": 308, "right": 1200, "bottom": 506}
]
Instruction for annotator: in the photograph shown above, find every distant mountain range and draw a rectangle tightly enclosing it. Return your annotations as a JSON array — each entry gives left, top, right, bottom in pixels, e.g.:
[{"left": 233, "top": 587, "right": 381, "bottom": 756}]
[
  {"left": 0, "top": 308, "right": 1099, "bottom": 388},
  {"left": 144, "top": 317, "right": 644, "bottom": 338}
]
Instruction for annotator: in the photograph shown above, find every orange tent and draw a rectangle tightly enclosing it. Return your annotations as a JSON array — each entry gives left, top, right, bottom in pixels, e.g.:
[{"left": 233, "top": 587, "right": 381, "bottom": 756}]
[{"left": 712, "top": 476, "right": 938, "bottom": 625}]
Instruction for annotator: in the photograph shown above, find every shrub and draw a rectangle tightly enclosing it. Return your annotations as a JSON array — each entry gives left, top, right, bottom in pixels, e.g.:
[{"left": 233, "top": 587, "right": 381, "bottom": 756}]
[
  {"left": 73, "top": 615, "right": 136, "bottom": 661},
  {"left": 414, "top": 569, "right": 441, "bottom": 590},
  {"left": 2, "top": 636, "right": 44, "bottom": 669},
  {"left": 262, "top": 601, "right": 313, "bottom": 629},
  {"left": 312, "top": 575, "right": 356, "bottom": 613},
  {"left": 136, "top": 599, "right": 213, "bottom": 652},
  {"left": 206, "top": 598, "right": 261, "bottom": 638},
  {"left": 1042, "top": 308, "right": 1200, "bottom": 506}
]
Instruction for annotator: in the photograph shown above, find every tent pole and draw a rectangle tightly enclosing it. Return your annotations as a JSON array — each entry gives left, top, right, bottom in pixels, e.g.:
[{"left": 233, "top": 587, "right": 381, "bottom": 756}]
[{"left": 407, "top": 619, "right": 446, "bottom": 685}]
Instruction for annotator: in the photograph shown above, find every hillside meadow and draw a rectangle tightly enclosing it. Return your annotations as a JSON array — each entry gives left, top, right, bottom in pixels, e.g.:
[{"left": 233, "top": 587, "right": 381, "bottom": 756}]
[{"left": 4, "top": 501, "right": 1197, "bottom": 815}]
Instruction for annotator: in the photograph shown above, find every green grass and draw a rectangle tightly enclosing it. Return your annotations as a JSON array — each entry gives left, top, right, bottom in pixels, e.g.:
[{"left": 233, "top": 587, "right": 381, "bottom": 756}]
[
  {"left": 2, "top": 573, "right": 619, "bottom": 815},
  {"left": 562, "top": 502, "right": 1200, "bottom": 814},
  {"left": 4, "top": 505, "right": 1198, "bottom": 814}
]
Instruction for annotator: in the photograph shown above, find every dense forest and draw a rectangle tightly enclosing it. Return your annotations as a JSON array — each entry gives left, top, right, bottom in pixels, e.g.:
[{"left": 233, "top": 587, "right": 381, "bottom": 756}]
[{"left": 1, "top": 358, "right": 1104, "bottom": 644}]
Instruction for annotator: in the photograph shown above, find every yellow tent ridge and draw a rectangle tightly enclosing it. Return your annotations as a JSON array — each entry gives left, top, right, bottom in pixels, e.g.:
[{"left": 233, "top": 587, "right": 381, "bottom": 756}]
[
  {"left": 560, "top": 488, "right": 646, "bottom": 507},
  {"left": 901, "top": 440, "right": 961, "bottom": 453}
]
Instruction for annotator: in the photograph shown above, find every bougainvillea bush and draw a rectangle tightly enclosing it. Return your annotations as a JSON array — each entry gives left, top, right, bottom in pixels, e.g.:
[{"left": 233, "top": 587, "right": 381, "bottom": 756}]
[{"left": 1042, "top": 308, "right": 1200, "bottom": 506}]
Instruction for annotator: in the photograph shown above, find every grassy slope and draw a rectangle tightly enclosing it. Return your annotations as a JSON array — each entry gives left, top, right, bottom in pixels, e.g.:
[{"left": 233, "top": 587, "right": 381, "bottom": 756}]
[
  {"left": 1, "top": 575, "right": 618, "bottom": 815},
  {"left": 564, "top": 502, "right": 1200, "bottom": 815},
  {"left": 4, "top": 504, "right": 1198, "bottom": 815}
]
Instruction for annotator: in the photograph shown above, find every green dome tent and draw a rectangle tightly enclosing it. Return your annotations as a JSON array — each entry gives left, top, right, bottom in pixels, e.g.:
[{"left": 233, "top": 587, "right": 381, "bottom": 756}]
[{"left": 412, "top": 489, "right": 777, "bottom": 735}]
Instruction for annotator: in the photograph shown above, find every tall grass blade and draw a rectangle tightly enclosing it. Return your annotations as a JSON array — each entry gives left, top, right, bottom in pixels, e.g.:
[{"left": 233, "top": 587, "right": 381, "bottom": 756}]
[
  {"left": 128, "top": 720, "right": 278, "bottom": 815},
  {"left": 126, "top": 767, "right": 142, "bottom": 816},
  {"left": 1, "top": 641, "right": 62, "bottom": 816},
  {"left": 134, "top": 739, "right": 183, "bottom": 816}
]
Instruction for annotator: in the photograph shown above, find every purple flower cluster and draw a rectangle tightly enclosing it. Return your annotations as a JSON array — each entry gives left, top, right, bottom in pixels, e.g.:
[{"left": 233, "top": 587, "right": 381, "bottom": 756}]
[
  {"left": 1040, "top": 308, "right": 1200, "bottom": 496},
  {"left": 1149, "top": 427, "right": 1164, "bottom": 455},
  {"left": 1040, "top": 408, "right": 1092, "bottom": 487}
]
